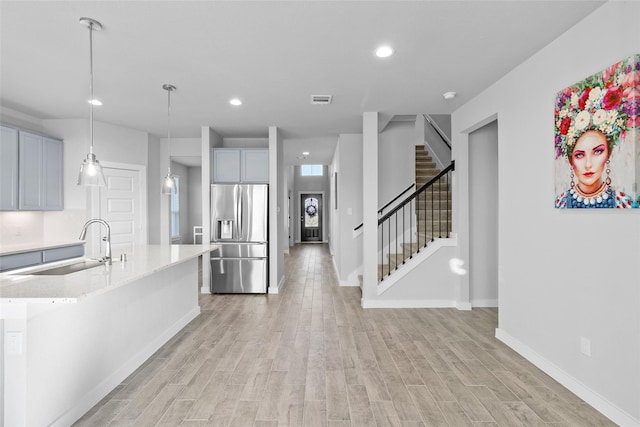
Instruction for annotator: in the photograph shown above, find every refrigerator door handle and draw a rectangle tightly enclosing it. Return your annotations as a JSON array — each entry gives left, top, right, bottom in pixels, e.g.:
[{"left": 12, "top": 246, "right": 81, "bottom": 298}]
[{"left": 237, "top": 186, "right": 243, "bottom": 240}]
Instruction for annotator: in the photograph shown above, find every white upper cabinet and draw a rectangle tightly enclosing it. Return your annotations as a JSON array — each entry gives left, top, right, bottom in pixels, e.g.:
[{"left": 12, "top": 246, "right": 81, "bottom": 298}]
[
  {"left": 1, "top": 128, "right": 64, "bottom": 211},
  {"left": 212, "top": 148, "right": 269, "bottom": 183}
]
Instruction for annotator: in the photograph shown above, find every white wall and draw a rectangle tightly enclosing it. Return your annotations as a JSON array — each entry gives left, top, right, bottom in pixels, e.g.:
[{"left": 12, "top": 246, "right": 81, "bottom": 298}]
[
  {"left": 171, "top": 161, "right": 189, "bottom": 243},
  {"left": 419, "top": 114, "right": 452, "bottom": 170},
  {"left": 378, "top": 121, "right": 416, "bottom": 208},
  {"left": 469, "top": 120, "right": 498, "bottom": 306},
  {"left": 452, "top": 2, "right": 640, "bottom": 424},
  {"left": 331, "top": 134, "right": 363, "bottom": 285},
  {"left": 43, "top": 119, "right": 149, "bottom": 253},
  {"left": 223, "top": 137, "right": 268, "bottom": 148},
  {"left": 147, "top": 134, "right": 161, "bottom": 244},
  {"left": 43, "top": 119, "right": 149, "bottom": 210},
  {"left": 286, "top": 166, "right": 294, "bottom": 249},
  {"left": 188, "top": 166, "right": 202, "bottom": 243},
  {"left": 269, "top": 127, "right": 285, "bottom": 292},
  {"left": 200, "top": 127, "right": 223, "bottom": 250}
]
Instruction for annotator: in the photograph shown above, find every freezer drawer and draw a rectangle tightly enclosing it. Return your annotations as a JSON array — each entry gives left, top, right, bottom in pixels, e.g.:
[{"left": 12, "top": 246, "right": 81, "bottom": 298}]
[
  {"left": 210, "top": 258, "right": 267, "bottom": 294},
  {"left": 210, "top": 243, "right": 267, "bottom": 258}
]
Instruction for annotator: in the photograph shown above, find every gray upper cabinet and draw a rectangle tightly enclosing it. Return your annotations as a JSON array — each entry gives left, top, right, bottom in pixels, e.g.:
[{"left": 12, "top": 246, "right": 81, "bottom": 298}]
[
  {"left": 212, "top": 148, "right": 269, "bottom": 183},
  {"left": 41, "top": 136, "right": 64, "bottom": 210},
  {"left": 0, "top": 126, "right": 63, "bottom": 211},
  {"left": 0, "top": 126, "right": 19, "bottom": 210},
  {"left": 212, "top": 149, "right": 241, "bottom": 182},
  {"left": 241, "top": 149, "right": 269, "bottom": 183}
]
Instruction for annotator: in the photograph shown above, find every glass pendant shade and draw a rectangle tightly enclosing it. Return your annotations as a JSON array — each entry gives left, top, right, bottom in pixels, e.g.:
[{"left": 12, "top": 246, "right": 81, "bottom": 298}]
[
  {"left": 78, "top": 152, "right": 106, "bottom": 186},
  {"left": 161, "top": 169, "right": 177, "bottom": 195}
]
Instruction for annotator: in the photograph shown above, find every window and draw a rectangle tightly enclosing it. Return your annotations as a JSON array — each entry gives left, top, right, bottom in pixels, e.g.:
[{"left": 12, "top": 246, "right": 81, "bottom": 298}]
[
  {"left": 170, "top": 177, "right": 180, "bottom": 239},
  {"left": 301, "top": 164, "right": 323, "bottom": 176}
]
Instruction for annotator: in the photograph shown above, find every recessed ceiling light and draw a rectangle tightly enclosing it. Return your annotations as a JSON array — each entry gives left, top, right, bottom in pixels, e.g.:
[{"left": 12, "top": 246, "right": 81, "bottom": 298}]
[
  {"left": 375, "top": 45, "right": 394, "bottom": 58},
  {"left": 88, "top": 99, "right": 102, "bottom": 106},
  {"left": 229, "top": 98, "right": 242, "bottom": 106},
  {"left": 443, "top": 91, "right": 457, "bottom": 100},
  {"left": 302, "top": 151, "right": 310, "bottom": 156}
]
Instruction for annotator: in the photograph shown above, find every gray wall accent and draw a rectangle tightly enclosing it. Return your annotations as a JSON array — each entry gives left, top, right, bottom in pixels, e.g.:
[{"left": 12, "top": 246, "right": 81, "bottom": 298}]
[{"left": 469, "top": 120, "right": 498, "bottom": 305}]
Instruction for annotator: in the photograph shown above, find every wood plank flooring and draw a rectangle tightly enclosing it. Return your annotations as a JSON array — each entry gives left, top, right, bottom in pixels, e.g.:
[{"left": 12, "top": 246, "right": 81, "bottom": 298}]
[{"left": 75, "top": 244, "right": 615, "bottom": 426}]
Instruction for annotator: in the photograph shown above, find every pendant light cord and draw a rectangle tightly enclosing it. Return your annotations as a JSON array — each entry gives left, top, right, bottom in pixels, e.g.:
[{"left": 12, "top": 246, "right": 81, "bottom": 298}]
[
  {"left": 164, "top": 84, "right": 175, "bottom": 175},
  {"left": 89, "top": 21, "right": 95, "bottom": 155},
  {"left": 167, "top": 86, "right": 171, "bottom": 174}
]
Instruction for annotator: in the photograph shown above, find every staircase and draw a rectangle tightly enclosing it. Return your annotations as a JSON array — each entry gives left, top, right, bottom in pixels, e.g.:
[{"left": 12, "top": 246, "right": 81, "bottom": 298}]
[
  {"left": 378, "top": 145, "right": 452, "bottom": 279},
  {"left": 414, "top": 145, "right": 452, "bottom": 240}
]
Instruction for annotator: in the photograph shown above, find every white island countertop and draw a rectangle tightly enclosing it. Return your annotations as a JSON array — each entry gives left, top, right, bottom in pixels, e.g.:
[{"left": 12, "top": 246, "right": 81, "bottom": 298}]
[{"left": 0, "top": 244, "right": 217, "bottom": 304}]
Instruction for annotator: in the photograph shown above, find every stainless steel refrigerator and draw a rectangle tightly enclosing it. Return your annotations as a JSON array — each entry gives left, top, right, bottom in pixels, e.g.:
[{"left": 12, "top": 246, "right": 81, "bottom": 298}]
[{"left": 210, "top": 184, "right": 268, "bottom": 293}]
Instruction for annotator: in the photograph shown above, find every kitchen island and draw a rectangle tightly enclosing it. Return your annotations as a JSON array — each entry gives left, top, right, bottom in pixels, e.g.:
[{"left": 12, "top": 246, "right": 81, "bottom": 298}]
[{"left": 0, "top": 244, "right": 217, "bottom": 427}]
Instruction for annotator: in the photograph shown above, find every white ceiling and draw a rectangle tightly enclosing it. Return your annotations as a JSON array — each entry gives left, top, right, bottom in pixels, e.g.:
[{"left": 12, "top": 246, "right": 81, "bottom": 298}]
[{"left": 1, "top": 1, "right": 605, "bottom": 166}]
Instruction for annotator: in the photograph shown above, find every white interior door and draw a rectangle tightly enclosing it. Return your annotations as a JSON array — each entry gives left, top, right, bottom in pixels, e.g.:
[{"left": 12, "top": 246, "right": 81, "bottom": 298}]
[{"left": 100, "top": 166, "right": 144, "bottom": 258}]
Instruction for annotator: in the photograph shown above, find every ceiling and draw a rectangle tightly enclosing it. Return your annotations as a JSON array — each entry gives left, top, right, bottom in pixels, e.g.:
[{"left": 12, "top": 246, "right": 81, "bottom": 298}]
[{"left": 0, "top": 1, "right": 605, "bottom": 166}]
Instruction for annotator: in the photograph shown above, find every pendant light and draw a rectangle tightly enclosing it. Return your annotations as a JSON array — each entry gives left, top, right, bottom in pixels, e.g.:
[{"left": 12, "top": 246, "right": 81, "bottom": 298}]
[
  {"left": 77, "top": 17, "right": 106, "bottom": 187},
  {"left": 161, "top": 84, "right": 178, "bottom": 195}
]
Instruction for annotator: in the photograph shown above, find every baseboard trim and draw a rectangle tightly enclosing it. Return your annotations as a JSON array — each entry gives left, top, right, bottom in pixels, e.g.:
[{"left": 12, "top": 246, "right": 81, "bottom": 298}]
[
  {"left": 471, "top": 299, "right": 498, "bottom": 308},
  {"left": 340, "top": 280, "right": 359, "bottom": 287},
  {"left": 269, "top": 275, "right": 286, "bottom": 294},
  {"left": 456, "top": 302, "right": 472, "bottom": 311},
  {"left": 52, "top": 307, "right": 200, "bottom": 427},
  {"left": 362, "top": 299, "right": 455, "bottom": 309},
  {"left": 495, "top": 328, "right": 639, "bottom": 427}
]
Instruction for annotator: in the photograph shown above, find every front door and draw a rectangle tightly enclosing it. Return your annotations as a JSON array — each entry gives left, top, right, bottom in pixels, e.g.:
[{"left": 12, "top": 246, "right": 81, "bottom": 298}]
[{"left": 301, "top": 193, "right": 322, "bottom": 242}]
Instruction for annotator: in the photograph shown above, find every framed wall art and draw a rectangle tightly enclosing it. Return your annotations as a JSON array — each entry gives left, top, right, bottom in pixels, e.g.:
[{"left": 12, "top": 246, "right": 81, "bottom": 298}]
[{"left": 554, "top": 53, "right": 639, "bottom": 209}]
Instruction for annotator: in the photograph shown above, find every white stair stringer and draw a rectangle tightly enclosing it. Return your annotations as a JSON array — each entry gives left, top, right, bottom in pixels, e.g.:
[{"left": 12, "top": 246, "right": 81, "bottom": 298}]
[{"left": 361, "top": 236, "right": 459, "bottom": 309}]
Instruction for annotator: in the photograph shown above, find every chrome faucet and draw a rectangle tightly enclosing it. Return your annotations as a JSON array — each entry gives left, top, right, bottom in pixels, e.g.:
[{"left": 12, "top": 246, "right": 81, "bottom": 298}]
[{"left": 79, "top": 219, "right": 112, "bottom": 265}]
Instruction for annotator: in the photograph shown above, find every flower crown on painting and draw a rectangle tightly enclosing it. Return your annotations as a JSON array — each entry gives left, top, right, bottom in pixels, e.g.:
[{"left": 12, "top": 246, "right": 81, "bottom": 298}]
[{"left": 554, "top": 54, "right": 639, "bottom": 159}]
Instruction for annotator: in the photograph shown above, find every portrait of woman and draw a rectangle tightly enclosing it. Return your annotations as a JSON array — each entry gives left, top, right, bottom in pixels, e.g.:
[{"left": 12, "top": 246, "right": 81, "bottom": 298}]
[{"left": 554, "top": 54, "right": 639, "bottom": 209}]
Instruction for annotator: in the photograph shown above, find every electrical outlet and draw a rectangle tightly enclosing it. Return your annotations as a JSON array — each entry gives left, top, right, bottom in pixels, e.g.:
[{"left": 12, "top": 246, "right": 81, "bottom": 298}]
[{"left": 580, "top": 336, "right": 591, "bottom": 357}]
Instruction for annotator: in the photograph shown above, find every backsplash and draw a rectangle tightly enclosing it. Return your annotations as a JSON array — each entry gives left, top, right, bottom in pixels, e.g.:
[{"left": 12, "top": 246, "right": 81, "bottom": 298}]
[{"left": 0, "top": 209, "right": 85, "bottom": 248}]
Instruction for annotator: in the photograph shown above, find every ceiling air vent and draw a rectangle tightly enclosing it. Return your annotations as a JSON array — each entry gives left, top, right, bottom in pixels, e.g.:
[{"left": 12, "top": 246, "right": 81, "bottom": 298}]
[{"left": 311, "top": 95, "right": 332, "bottom": 105}]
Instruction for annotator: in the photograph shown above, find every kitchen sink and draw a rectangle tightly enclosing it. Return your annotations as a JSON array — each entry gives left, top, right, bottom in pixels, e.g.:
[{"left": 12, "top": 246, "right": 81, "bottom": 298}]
[{"left": 29, "top": 259, "right": 105, "bottom": 276}]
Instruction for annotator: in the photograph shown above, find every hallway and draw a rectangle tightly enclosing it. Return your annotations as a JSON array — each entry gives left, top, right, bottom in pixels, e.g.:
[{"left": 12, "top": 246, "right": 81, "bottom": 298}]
[{"left": 75, "top": 244, "right": 613, "bottom": 426}]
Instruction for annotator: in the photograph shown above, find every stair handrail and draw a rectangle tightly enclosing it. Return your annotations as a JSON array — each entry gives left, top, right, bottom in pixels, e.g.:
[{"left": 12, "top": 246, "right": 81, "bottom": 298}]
[
  {"left": 423, "top": 114, "right": 451, "bottom": 150},
  {"left": 378, "top": 161, "right": 454, "bottom": 224},
  {"left": 353, "top": 182, "right": 415, "bottom": 231}
]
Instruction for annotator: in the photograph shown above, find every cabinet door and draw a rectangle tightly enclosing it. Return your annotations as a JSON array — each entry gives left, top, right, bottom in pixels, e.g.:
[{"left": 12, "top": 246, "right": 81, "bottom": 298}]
[
  {"left": 213, "top": 149, "right": 241, "bottom": 182},
  {"left": 19, "top": 131, "right": 44, "bottom": 210},
  {"left": 241, "top": 149, "right": 269, "bottom": 183},
  {"left": 42, "top": 137, "right": 63, "bottom": 210},
  {"left": 18, "top": 131, "right": 64, "bottom": 211},
  {"left": 0, "top": 126, "right": 19, "bottom": 210}
]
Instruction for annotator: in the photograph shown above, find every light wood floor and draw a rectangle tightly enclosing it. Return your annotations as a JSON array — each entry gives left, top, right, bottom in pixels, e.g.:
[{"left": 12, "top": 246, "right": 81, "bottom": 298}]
[{"left": 75, "top": 244, "right": 615, "bottom": 426}]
